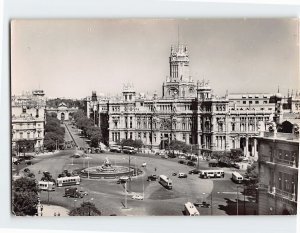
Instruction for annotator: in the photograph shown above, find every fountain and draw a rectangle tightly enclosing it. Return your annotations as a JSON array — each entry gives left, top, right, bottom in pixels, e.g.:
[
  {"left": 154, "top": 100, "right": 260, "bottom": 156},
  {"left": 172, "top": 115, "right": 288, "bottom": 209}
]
[{"left": 80, "top": 157, "right": 136, "bottom": 179}]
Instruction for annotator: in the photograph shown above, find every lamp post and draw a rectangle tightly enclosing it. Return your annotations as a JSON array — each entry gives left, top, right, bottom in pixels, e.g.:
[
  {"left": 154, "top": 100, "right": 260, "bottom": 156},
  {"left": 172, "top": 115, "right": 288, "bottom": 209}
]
[
  {"left": 88, "top": 198, "right": 94, "bottom": 216},
  {"left": 74, "top": 199, "right": 77, "bottom": 209}
]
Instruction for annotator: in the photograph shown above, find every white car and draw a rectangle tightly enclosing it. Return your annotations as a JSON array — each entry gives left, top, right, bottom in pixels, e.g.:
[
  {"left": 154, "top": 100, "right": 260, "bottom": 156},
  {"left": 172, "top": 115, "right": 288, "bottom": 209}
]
[
  {"left": 132, "top": 194, "right": 144, "bottom": 200},
  {"left": 178, "top": 155, "right": 186, "bottom": 159},
  {"left": 141, "top": 162, "right": 147, "bottom": 167}
]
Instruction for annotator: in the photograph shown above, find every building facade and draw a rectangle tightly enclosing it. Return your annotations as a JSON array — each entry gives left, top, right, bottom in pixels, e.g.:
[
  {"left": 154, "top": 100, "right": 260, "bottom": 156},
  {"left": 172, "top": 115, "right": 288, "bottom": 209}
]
[
  {"left": 257, "top": 131, "right": 298, "bottom": 215},
  {"left": 85, "top": 45, "right": 298, "bottom": 159},
  {"left": 11, "top": 90, "right": 46, "bottom": 152}
]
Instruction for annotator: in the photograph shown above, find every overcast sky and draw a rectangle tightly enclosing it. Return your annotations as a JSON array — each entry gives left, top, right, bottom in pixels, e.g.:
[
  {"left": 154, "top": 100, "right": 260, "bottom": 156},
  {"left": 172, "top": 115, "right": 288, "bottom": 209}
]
[{"left": 11, "top": 18, "right": 299, "bottom": 99}]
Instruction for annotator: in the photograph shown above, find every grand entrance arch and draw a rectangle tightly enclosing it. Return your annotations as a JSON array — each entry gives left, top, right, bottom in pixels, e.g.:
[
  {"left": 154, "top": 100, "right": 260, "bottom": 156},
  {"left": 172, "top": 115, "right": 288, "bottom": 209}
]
[{"left": 46, "top": 102, "right": 78, "bottom": 122}]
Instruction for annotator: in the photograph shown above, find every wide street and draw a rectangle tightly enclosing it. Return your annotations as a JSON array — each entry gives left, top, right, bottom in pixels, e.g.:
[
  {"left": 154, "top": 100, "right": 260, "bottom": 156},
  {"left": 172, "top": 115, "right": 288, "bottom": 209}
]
[{"left": 14, "top": 123, "right": 257, "bottom": 216}]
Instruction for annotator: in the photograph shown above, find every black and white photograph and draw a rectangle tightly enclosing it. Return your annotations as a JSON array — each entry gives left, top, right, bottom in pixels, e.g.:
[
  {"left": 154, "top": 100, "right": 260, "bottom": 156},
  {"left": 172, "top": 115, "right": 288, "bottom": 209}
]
[{"left": 10, "top": 18, "right": 299, "bottom": 217}]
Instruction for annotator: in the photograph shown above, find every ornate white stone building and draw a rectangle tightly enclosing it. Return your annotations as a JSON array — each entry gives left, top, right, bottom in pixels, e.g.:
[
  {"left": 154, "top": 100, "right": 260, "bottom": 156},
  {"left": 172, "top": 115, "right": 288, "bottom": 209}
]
[
  {"left": 85, "top": 45, "right": 299, "bottom": 159},
  {"left": 11, "top": 90, "right": 46, "bottom": 152}
]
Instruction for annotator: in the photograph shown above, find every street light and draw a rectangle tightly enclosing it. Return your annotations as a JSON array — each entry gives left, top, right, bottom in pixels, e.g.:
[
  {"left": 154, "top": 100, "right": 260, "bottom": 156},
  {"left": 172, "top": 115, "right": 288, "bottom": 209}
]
[
  {"left": 88, "top": 198, "right": 94, "bottom": 216},
  {"left": 74, "top": 199, "right": 77, "bottom": 208}
]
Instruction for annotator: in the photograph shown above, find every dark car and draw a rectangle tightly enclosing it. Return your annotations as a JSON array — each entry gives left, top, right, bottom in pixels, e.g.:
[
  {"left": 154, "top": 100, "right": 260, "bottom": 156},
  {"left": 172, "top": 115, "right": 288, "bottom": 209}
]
[
  {"left": 178, "top": 173, "right": 187, "bottom": 178},
  {"left": 178, "top": 160, "right": 185, "bottom": 164},
  {"left": 231, "top": 163, "right": 240, "bottom": 169},
  {"left": 147, "top": 175, "right": 158, "bottom": 181},
  {"left": 187, "top": 161, "right": 196, "bottom": 167},
  {"left": 26, "top": 161, "right": 32, "bottom": 165},
  {"left": 172, "top": 172, "right": 177, "bottom": 176},
  {"left": 194, "top": 201, "right": 211, "bottom": 208},
  {"left": 189, "top": 169, "right": 200, "bottom": 174}
]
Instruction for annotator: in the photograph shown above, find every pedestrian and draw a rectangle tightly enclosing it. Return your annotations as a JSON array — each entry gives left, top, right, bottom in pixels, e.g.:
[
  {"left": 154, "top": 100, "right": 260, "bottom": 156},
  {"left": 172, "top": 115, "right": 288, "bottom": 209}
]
[
  {"left": 54, "top": 212, "right": 56, "bottom": 216},
  {"left": 57, "top": 212, "right": 60, "bottom": 216}
]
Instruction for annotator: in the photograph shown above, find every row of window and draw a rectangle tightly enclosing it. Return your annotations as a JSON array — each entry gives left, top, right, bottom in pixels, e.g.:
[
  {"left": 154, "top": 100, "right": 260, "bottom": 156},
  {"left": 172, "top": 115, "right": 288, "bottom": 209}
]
[
  {"left": 241, "top": 100, "right": 268, "bottom": 104},
  {"left": 12, "top": 131, "right": 42, "bottom": 139},
  {"left": 12, "top": 123, "right": 41, "bottom": 129}
]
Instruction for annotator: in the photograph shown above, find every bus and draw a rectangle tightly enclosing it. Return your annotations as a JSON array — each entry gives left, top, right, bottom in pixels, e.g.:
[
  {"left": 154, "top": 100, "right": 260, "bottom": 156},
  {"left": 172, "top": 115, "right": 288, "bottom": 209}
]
[
  {"left": 184, "top": 202, "right": 200, "bottom": 216},
  {"left": 38, "top": 181, "right": 56, "bottom": 191},
  {"left": 159, "top": 175, "right": 172, "bottom": 189},
  {"left": 56, "top": 176, "right": 80, "bottom": 187},
  {"left": 122, "top": 146, "right": 137, "bottom": 154},
  {"left": 232, "top": 172, "right": 243, "bottom": 184},
  {"left": 199, "top": 169, "right": 225, "bottom": 179}
]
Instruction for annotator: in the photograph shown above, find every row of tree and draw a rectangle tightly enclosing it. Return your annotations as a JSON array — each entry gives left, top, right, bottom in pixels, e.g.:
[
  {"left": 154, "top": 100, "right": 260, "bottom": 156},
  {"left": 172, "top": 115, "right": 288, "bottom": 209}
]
[
  {"left": 44, "top": 113, "right": 65, "bottom": 151},
  {"left": 73, "top": 110, "right": 102, "bottom": 148}
]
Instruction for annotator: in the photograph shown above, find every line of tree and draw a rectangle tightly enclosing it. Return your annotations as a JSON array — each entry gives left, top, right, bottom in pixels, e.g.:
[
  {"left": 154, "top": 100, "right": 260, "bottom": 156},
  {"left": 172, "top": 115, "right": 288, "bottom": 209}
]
[
  {"left": 73, "top": 109, "right": 102, "bottom": 148},
  {"left": 44, "top": 113, "right": 65, "bottom": 151},
  {"left": 12, "top": 177, "right": 39, "bottom": 216}
]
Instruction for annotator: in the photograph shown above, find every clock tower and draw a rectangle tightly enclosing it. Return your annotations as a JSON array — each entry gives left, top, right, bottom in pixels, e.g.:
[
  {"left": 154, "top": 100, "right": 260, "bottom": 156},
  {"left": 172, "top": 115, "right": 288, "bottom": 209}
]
[{"left": 162, "top": 45, "right": 196, "bottom": 99}]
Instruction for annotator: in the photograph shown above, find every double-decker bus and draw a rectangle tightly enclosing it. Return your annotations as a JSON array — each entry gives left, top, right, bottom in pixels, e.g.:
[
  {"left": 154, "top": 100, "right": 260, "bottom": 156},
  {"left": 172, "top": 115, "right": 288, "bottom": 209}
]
[
  {"left": 184, "top": 202, "right": 200, "bottom": 216},
  {"left": 38, "top": 181, "right": 56, "bottom": 191},
  {"left": 232, "top": 172, "right": 243, "bottom": 184},
  {"left": 56, "top": 176, "right": 80, "bottom": 187},
  {"left": 122, "top": 146, "right": 137, "bottom": 154},
  {"left": 159, "top": 175, "right": 172, "bottom": 189},
  {"left": 199, "top": 169, "right": 225, "bottom": 179}
]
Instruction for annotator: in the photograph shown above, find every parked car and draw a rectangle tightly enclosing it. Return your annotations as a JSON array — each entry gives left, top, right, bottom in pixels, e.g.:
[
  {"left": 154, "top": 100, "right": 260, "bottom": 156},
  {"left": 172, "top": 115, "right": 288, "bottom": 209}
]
[
  {"left": 187, "top": 161, "right": 196, "bottom": 167},
  {"left": 178, "top": 155, "right": 186, "bottom": 159},
  {"left": 132, "top": 194, "right": 144, "bottom": 200},
  {"left": 194, "top": 201, "right": 211, "bottom": 208},
  {"left": 178, "top": 173, "right": 187, "bottom": 178},
  {"left": 178, "top": 160, "right": 185, "bottom": 164},
  {"left": 147, "top": 174, "right": 158, "bottom": 181},
  {"left": 64, "top": 187, "right": 84, "bottom": 198},
  {"left": 172, "top": 172, "right": 177, "bottom": 176},
  {"left": 231, "top": 163, "right": 240, "bottom": 169},
  {"left": 110, "top": 146, "right": 122, "bottom": 153},
  {"left": 188, "top": 169, "right": 200, "bottom": 174},
  {"left": 141, "top": 162, "right": 147, "bottom": 167},
  {"left": 79, "top": 190, "right": 88, "bottom": 196}
]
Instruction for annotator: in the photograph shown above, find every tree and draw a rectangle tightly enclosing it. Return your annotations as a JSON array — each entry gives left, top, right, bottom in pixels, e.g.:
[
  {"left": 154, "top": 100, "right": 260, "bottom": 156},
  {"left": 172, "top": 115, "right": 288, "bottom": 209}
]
[
  {"left": 120, "top": 139, "right": 144, "bottom": 150},
  {"left": 229, "top": 149, "right": 243, "bottom": 162},
  {"left": 12, "top": 177, "right": 39, "bottom": 216},
  {"left": 41, "top": 171, "right": 56, "bottom": 183},
  {"left": 168, "top": 140, "right": 190, "bottom": 153},
  {"left": 69, "top": 202, "right": 101, "bottom": 216},
  {"left": 44, "top": 113, "right": 65, "bottom": 151},
  {"left": 16, "top": 140, "right": 35, "bottom": 153}
]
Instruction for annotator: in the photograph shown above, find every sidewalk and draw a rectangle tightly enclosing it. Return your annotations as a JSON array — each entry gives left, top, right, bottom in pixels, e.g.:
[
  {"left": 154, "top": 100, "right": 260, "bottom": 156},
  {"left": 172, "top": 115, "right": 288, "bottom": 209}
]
[{"left": 38, "top": 204, "right": 69, "bottom": 217}]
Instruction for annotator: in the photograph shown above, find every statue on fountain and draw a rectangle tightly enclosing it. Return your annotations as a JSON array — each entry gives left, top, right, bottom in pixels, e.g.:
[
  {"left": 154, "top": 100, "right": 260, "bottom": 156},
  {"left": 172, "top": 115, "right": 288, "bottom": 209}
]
[{"left": 104, "top": 157, "right": 112, "bottom": 167}]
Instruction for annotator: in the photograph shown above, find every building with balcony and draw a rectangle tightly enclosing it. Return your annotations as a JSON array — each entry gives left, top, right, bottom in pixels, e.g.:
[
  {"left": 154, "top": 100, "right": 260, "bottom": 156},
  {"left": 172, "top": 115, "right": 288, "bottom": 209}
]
[
  {"left": 257, "top": 131, "right": 299, "bottom": 215},
  {"left": 11, "top": 90, "right": 46, "bottom": 152},
  {"left": 84, "top": 44, "right": 298, "bottom": 159}
]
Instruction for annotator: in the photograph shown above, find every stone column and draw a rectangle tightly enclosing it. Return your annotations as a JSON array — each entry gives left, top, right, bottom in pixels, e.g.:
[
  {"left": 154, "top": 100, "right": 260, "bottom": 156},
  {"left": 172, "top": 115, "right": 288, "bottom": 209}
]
[
  {"left": 253, "top": 138, "right": 258, "bottom": 160},
  {"left": 245, "top": 137, "right": 249, "bottom": 157}
]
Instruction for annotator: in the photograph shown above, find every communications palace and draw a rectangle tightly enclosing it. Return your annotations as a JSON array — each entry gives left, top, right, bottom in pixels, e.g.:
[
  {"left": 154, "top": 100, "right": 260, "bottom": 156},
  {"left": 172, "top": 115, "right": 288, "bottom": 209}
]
[{"left": 85, "top": 44, "right": 300, "bottom": 159}]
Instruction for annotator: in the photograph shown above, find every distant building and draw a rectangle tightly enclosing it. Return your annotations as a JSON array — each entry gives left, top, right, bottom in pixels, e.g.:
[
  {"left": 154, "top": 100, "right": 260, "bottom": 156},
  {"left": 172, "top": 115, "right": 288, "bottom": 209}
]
[
  {"left": 84, "top": 44, "right": 298, "bottom": 160},
  {"left": 11, "top": 90, "right": 46, "bottom": 152},
  {"left": 46, "top": 102, "right": 78, "bottom": 121},
  {"left": 257, "top": 131, "right": 299, "bottom": 215}
]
